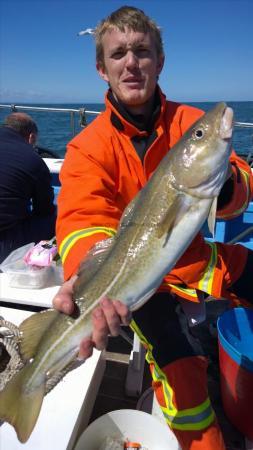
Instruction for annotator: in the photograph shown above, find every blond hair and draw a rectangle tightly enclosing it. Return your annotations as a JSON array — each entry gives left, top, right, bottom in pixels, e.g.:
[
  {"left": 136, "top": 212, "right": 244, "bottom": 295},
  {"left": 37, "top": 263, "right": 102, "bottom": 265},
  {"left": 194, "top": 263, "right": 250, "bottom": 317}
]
[{"left": 95, "top": 6, "right": 164, "bottom": 67}]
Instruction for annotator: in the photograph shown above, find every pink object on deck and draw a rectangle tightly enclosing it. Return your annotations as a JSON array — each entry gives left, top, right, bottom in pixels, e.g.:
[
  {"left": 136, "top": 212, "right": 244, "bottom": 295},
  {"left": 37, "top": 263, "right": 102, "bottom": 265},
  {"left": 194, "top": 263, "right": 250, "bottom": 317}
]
[{"left": 24, "top": 241, "right": 57, "bottom": 267}]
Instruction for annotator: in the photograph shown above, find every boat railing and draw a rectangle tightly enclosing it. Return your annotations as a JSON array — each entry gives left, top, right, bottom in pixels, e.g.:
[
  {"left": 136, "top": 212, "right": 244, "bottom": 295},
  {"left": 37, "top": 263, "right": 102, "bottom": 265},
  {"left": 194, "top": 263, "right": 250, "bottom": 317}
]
[
  {"left": 1, "top": 103, "right": 252, "bottom": 132},
  {"left": 1, "top": 103, "right": 253, "bottom": 163},
  {"left": 0, "top": 103, "right": 101, "bottom": 136},
  {"left": 234, "top": 122, "right": 253, "bottom": 128},
  {"left": 234, "top": 121, "right": 253, "bottom": 166}
]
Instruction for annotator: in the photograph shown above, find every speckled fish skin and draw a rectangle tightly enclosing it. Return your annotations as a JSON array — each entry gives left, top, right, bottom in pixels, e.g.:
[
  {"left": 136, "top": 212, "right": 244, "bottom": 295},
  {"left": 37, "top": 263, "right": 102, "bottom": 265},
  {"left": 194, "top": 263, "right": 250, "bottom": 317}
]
[{"left": 0, "top": 102, "right": 233, "bottom": 443}]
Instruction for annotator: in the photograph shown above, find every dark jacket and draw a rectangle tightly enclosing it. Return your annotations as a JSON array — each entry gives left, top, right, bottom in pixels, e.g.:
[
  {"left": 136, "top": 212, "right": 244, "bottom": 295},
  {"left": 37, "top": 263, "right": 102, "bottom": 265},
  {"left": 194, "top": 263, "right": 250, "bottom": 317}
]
[{"left": 0, "top": 126, "right": 55, "bottom": 232}]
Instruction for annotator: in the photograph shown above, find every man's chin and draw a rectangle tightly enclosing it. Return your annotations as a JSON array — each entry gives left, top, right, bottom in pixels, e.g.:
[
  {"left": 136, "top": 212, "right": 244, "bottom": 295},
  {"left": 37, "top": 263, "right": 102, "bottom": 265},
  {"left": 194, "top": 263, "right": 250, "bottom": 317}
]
[{"left": 117, "top": 91, "right": 148, "bottom": 106}]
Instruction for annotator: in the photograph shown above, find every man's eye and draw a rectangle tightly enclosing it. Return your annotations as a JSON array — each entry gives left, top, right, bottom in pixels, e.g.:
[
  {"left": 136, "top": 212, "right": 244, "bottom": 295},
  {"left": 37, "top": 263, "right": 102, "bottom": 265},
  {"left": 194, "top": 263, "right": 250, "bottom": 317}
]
[
  {"left": 136, "top": 48, "right": 150, "bottom": 57},
  {"left": 111, "top": 51, "right": 124, "bottom": 59}
]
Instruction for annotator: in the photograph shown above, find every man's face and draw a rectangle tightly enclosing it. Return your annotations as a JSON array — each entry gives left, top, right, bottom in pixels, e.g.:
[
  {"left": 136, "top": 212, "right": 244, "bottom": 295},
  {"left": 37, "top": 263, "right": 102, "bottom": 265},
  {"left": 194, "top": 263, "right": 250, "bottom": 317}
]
[{"left": 97, "top": 27, "right": 164, "bottom": 113}]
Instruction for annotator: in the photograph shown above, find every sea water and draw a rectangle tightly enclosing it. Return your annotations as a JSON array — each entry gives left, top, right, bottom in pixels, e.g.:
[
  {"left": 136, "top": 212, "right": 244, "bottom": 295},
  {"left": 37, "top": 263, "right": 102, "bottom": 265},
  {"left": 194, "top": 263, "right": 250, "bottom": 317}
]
[{"left": 0, "top": 101, "right": 252, "bottom": 159}]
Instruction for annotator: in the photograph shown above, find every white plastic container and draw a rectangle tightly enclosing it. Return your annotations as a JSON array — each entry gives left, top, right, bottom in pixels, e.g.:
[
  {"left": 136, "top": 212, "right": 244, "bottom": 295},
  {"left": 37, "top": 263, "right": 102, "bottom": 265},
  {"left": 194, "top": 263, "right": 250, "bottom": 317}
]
[
  {"left": 3, "top": 262, "right": 53, "bottom": 289},
  {"left": 0, "top": 243, "right": 57, "bottom": 289},
  {"left": 74, "top": 409, "right": 180, "bottom": 450}
]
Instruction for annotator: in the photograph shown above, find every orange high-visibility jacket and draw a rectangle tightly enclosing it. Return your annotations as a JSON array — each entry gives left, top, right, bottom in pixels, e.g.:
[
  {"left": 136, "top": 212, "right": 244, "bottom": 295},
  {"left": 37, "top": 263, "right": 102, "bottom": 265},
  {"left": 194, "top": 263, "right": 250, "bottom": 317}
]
[{"left": 56, "top": 88, "right": 253, "bottom": 301}]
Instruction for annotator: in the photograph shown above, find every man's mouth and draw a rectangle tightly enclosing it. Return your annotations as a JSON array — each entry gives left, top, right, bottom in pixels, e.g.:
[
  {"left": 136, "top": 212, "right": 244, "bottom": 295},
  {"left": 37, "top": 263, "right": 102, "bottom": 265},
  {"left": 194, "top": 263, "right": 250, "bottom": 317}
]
[
  {"left": 123, "top": 77, "right": 143, "bottom": 84},
  {"left": 122, "top": 78, "right": 144, "bottom": 89}
]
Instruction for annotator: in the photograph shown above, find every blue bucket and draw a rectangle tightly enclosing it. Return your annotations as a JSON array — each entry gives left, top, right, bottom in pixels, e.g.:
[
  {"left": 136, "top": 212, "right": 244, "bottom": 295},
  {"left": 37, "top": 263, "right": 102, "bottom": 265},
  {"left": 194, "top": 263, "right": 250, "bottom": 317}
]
[
  {"left": 217, "top": 307, "right": 253, "bottom": 371},
  {"left": 217, "top": 307, "right": 253, "bottom": 439}
]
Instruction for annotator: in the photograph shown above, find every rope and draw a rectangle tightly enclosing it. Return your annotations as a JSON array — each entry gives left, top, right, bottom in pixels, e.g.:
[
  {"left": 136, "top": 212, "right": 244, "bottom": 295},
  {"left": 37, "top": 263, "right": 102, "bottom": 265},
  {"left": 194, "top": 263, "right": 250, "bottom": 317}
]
[
  {"left": 0, "top": 316, "right": 84, "bottom": 394},
  {"left": 0, "top": 318, "right": 23, "bottom": 391}
]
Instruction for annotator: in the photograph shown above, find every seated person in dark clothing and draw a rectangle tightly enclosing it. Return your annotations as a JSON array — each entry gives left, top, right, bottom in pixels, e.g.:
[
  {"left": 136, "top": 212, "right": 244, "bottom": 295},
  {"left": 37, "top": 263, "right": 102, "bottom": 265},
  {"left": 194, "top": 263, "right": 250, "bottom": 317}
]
[{"left": 0, "top": 112, "right": 56, "bottom": 263}]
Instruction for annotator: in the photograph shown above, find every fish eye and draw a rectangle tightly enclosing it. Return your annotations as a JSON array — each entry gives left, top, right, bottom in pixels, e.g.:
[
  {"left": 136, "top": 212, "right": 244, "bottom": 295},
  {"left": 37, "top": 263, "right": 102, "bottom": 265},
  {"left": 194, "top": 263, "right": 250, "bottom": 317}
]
[{"left": 193, "top": 128, "right": 205, "bottom": 140}]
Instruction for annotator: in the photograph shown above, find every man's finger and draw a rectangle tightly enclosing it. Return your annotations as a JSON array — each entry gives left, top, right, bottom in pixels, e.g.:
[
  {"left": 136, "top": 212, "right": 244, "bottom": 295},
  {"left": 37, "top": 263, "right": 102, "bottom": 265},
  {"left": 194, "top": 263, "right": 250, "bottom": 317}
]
[
  {"left": 78, "top": 338, "right": 94, "bottom": 360},
  {"left": 100, "top": 297, "right": 121, "bottom": 336},
  {"left": 52, "top": 276, "right": 77, "bottom": 314},
  {"left": 92, "top": 307, "right": 109, "bottom": 350},
  {"left": 112, "top": 300, "right": 132, "bottom": 326}
]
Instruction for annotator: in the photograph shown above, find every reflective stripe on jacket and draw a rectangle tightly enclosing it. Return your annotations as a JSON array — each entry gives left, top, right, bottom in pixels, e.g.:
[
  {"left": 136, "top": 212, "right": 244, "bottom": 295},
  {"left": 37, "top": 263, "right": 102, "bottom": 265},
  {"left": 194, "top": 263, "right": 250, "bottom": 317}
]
[{"left": 131, "top": 320, "right": 215, "bottom": 431}]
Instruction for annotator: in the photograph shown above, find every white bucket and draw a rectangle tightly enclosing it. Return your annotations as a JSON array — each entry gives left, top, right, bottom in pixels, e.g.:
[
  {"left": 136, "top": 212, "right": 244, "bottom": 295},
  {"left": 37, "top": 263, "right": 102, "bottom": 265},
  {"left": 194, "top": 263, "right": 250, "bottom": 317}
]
[{"left": 75, "top": 409, "right": 180, "bottom": 450}]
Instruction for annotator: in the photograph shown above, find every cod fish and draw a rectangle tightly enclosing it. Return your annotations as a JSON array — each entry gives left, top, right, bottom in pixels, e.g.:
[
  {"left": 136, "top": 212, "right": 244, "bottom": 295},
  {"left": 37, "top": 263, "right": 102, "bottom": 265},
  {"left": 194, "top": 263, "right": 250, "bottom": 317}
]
[{"left": 0, "top": 102, "right": 233, "bottom": 442}]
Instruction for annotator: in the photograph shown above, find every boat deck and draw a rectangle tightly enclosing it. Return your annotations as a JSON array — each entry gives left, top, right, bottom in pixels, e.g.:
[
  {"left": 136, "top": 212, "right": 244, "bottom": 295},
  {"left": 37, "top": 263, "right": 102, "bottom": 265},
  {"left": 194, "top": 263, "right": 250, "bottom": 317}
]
[{"left": 89, "top": 328, "right": 152, "bottom": 420}]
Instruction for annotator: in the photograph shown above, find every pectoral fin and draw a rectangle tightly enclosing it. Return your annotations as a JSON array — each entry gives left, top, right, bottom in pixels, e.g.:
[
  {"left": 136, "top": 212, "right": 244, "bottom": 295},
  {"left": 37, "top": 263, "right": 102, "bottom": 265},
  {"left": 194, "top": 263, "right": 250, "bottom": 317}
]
[
  {"left": 157, "top": 198, "right": 178, "bottom": 239},
  {"left": 157, "top": 194, "right": 188, "bottom": 244},
  {"left": 207, "top": 197, "right": 217, "bottom": 238}
]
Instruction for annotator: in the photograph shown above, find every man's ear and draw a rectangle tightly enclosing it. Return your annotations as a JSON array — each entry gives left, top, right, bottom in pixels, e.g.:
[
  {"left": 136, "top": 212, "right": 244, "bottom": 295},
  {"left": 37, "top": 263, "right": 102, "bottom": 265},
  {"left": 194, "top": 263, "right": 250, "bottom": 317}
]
[
  {"left": 157, "top": 54, "right": 165, "bottom": 76},
  {"left": 96, "top": 61, "right": 109, "bottom": 83},
  {"left": 28, "top": 132, "right": 37, "bottom": 146}
]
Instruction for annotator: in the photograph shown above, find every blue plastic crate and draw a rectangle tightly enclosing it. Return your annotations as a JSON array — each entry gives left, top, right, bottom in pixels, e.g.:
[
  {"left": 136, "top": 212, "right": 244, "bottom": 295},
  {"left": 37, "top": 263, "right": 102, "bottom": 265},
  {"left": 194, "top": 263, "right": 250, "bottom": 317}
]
[
  {"left": 203, "top": 201, "right": 253, "bottom": 250},
  {"left": 53, "top": 186, "right": 61, "bottom": 205}
]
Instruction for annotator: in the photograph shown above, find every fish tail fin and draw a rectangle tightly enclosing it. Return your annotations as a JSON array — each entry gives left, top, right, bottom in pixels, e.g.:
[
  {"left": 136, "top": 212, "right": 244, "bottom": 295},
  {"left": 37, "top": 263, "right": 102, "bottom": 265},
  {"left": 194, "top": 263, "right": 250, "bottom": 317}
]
[{"left": 0, "top": 365, "right": 45, "bottom": 443}]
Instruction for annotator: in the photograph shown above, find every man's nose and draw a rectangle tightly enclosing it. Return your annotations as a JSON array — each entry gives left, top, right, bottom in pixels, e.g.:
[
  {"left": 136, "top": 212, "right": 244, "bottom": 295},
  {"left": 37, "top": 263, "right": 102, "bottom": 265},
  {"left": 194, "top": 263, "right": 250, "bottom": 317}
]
[{"left": 125, "top": 51, "right": 139, "bottom": 68}]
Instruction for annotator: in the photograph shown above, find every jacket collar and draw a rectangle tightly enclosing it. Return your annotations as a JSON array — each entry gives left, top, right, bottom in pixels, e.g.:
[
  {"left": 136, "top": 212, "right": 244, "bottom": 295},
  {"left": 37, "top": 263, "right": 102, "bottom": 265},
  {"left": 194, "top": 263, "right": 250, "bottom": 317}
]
[
  {"left": 0, "top": 126, "right": 27, "bottom": 143},
  {"left": 105, "top": 86, "right": 167, "bottom": 138}
]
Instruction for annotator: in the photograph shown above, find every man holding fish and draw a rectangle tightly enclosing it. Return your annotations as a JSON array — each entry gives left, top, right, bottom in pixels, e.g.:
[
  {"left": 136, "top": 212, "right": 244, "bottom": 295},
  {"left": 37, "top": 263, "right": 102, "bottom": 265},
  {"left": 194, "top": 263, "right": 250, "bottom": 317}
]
[
  {"left": 1, "top": 5, "right": 252, "bottom": 450},
  {"left": 54, "top": 6, "right": 253, "bottom": 450}
]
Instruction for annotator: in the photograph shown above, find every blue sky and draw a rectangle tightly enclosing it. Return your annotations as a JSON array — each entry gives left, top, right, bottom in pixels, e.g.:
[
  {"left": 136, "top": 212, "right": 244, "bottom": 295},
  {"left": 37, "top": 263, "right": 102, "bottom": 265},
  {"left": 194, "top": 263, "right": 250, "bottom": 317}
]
[{"left": 0, "top": 0, "right": 252, "bottom": 104}]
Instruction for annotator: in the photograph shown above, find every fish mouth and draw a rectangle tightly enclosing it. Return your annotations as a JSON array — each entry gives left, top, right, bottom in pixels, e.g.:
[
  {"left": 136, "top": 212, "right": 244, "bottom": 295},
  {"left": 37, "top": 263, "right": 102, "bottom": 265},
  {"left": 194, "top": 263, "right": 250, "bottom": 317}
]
[{"left": 220, "top": 105, "right": 233, "bottom": 140}]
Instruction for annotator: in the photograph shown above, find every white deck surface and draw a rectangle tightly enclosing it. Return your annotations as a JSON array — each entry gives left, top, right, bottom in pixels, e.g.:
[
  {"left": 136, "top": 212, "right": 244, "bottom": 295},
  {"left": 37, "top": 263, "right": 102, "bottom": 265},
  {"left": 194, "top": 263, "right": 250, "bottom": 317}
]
[
  {"left": 0, "top": 272, "right": 61, "bottom": 308},
  {"left": 43, "top": 157, "right": 63, "bottom": 173},
  {"left": 0, "top": 286, "right": 106, "bottom": 449}
]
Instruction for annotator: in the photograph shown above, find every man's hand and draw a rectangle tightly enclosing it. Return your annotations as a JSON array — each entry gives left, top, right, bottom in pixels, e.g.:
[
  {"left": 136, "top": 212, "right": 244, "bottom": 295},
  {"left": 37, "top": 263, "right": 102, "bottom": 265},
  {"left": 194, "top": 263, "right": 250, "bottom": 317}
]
[{"left": 52, "top": 276, "right": 132, "bottom": 360}]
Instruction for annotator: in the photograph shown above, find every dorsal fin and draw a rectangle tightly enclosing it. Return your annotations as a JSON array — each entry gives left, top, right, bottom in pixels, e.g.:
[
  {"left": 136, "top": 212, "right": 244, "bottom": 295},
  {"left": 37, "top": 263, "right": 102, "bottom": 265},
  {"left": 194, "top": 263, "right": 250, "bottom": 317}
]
[
  {"left": 77, "top": 194, "right": 140, "bottom": 281},
  {"left": 77, "top": 236, "right": 115, "bottom": 281},
  {"left": 19, "top": 309, "right": 59, "bottom": 361},
  {"left": 74, "top": 236, "right": 115, "bottom": 295},
  {"left": 118, "top": 194, "right": 140, "bottom": 231}
]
